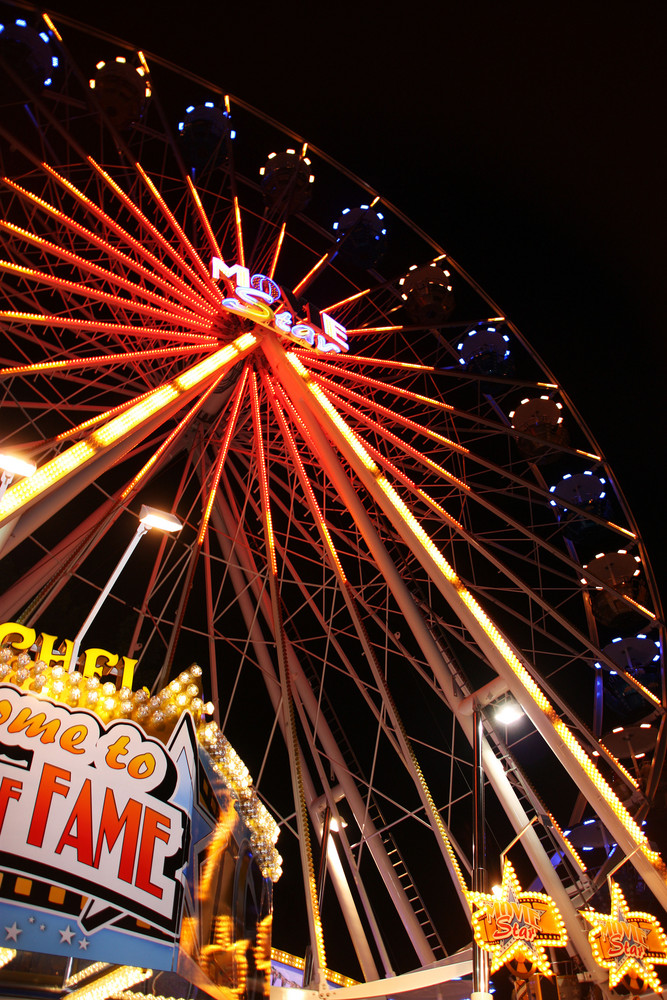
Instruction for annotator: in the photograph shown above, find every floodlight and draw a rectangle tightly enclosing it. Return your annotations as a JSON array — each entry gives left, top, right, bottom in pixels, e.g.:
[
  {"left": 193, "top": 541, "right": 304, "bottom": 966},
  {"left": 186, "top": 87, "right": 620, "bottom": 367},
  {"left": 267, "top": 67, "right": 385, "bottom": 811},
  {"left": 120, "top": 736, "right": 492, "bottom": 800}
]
[
  {"left": 139, "top": 504, "right": 183, "bottom": 533},
  {"left": 494, "top": 701, "right": 523, "bottom": 726}
]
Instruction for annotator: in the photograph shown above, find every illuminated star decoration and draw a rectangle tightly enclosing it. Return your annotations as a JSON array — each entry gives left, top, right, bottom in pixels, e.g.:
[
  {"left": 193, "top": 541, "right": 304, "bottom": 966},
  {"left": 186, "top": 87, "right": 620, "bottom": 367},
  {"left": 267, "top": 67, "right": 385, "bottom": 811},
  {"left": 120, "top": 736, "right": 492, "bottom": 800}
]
[
  {"left": 466, "top": 859, "right": 568, "bottom": 975},
  {"left": 580, "top": 880, "right": 667, "bottom": 991}
]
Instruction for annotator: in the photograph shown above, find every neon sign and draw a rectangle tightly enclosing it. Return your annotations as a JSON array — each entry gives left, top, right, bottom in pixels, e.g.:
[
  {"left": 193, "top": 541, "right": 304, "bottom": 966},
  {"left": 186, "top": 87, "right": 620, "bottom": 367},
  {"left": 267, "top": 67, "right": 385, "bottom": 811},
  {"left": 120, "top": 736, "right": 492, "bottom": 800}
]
[{"left": 211, "top": 256, "right": 349, "bottom": 354}]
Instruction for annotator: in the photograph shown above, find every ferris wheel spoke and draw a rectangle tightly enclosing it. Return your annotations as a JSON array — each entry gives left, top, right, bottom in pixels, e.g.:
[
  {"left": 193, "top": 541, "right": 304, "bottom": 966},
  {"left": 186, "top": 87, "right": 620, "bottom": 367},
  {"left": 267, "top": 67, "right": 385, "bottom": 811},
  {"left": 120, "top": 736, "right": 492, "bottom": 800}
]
[
  {"left": 307, "top": 359, "right": 577, "bottom": 458},
  {"left": 225, "top": 380, "right": 329, "bottom": 983},
  {"left": 184, "top": 175, "right": 222, "bottom": 260},
  {"left": 0, "top": 212, "right": 214, "bottom": 319},
  {"left": 264, "top": 374, "right": 470, "bottom": 907},
  {"left": 0, "top": 344, "right": 213, "bottom": 381},
  {"left": 297, "top": 393, "right": 657, "bottom": 718},
  {"left": 302, "top": 363, "right": 641, "bottom": 545},
  {"left": 319, "top": 384, "right": 647, "bottom": 628},
  {"left": 54, "top": 158, "right": 220, "bottom": 307},
  {"left": 2, "top": 171, "right": 215, "bottom": 311},
  {"left": 0, "top": 218, "right": 214, "bottom": 322},
  {"left": 132, "top": 161, "right": 217, "bottom": 288},
  {"left": 245, "top": 392, "right": 454, "bottom": 968},
  {"left": 0, "top": 312, "right": 217, "bottom": 346},
  {"left": 151, "top": 371, "right": 252, "bottom": 686},
  {"left": 0, "top": 335, "right": 257, "bottom": 545}
]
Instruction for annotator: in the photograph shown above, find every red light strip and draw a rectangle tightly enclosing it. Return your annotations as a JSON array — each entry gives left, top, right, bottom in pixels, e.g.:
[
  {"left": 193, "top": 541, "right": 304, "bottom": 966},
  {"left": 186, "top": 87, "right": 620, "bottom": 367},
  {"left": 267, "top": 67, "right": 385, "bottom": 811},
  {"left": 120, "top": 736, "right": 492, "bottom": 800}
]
[
  {"left": 85, "top": 158, "right": 219, "bottom": 306},
  {"left": 249, "top": 370, "right": 276, "bottom": 575},
  {"left": 307, "top": 369, "right": 465, "bottom": 452},
  {"left": 0, "top": 312, "right": 216, "bottom": 342},
  {"left": 0, "top": 212, "right": 211, "bottom": 316},
  {"left": 0, "top": 220, "right": 214, "bottom": 318},
  {"left": 268, "top": 222, "right": 287, "bottom": 281},
  {"left": 300, "top": 355, "right": 455, "bottom": 412},
  {"left": 0, "top": 260, "right": 209, "bottom": 326},
  {"left": 0, "top": 344, "right": 208, "bottom": 379},
  {"left": 186, "top": 175, "right": 222, "bottom": 260},
  {"left": 261, "top": 371, "right": 346, "bottom": 581},
  {"left": 198, "top": 366, "right": 250, "bottom": 544},
  {"left": 135, "top": 162, "right": 215, "bottom": 288},
  {"left": 41, "top": 11, "right": 62, "bottom": 41},
  {"left": 55, "top": 385, "right": 167, "bottom": 441},
  {"left": 233, "top": 195, "right": 245, "bottom": 268},
  {"left": 37, "top": 163, "right": 213, "bottom": 308},
  {"left": 343, "top": 325, "right": 404, "bottom": 335},
  {"left": 294, "top": 348, "right": 435, "bottom": 372},
  {"left": 319, "top": 383, "right": 469, "bottom": 491},
  {"left": 292, "top": 252, "right": 328, "bottom": 297},
  {"left": 323, "top": 287, "right": 372, "bottom": 312}
]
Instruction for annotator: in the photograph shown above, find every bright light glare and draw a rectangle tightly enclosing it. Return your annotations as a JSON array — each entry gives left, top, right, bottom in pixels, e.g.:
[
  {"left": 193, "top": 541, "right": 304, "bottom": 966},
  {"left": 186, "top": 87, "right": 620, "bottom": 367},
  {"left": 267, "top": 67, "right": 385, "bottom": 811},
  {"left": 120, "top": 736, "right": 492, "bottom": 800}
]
[
  {"left": 139, "top": 504, "right": 183, "bottom": 533},
  {"left": 0, "top": 453, "right": 36, "bottom": 478},
  {"left": 495, "top": 702, "right": 523, "bottom": 726}
]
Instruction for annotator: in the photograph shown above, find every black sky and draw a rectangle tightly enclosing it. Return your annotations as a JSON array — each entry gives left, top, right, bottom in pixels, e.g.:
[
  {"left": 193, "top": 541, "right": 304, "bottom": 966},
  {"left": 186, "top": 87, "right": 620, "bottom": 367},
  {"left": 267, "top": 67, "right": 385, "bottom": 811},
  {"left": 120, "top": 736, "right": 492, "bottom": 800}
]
[{"left": 41, "top": 0, "right": 666, "bottom": 594}]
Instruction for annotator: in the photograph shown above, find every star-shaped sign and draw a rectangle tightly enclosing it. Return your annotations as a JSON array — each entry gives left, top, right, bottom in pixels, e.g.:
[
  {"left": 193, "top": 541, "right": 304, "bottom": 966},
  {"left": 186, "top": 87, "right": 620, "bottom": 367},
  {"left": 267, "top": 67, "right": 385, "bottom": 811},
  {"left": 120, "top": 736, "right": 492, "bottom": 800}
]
[
  {"left": 4, "top": 922, "right": 21, "bottom": 942},
  {"left": 466, "top": 860, "right": 568, "bottom": 975},
  {"left": 580, "top": 880, "right": 667, "bottom": 991}
]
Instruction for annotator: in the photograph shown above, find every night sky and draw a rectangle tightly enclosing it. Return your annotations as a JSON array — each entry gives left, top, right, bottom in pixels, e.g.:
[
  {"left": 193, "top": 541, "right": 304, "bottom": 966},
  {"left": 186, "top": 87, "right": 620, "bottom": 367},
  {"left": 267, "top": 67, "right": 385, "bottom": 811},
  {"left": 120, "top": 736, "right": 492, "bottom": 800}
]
[{"left": 43, "top": 0, "right": 667, "bottom": 596}]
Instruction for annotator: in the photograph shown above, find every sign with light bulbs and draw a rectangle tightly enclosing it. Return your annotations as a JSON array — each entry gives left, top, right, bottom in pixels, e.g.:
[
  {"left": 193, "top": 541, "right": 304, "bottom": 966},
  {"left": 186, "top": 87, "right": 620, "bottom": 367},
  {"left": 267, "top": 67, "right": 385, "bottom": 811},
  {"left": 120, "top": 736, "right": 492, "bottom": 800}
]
[
  {"left": 0, "top": 627, "right": 277, "bottom": 999},
  {"left": 581, "top": 880, "right": 667, "bottom": 993},
  {"left": 466, "top": 860, "right": 568, "bottom": 976}
]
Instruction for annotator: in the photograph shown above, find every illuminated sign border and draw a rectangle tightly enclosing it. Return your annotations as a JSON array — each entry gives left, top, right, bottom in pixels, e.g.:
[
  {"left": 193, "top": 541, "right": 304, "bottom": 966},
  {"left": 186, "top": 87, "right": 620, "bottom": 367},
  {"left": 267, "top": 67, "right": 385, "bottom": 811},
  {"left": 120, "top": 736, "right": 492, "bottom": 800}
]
[
  {"left": 581, "top": 880, "right": 667, "bottom": 991},
  {"left": 466, "top": 859, "right": 568, "bottom": 976}
]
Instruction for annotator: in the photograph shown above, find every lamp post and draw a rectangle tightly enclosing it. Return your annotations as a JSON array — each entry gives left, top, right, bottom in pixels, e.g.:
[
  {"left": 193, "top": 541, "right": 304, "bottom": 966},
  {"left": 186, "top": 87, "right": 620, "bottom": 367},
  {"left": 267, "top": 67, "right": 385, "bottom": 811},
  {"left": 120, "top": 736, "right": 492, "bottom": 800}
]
[
  {"left": 0, "top": 453, "right": 36, "bottom": 500},
  {"left": 472, "top": 704, "right": 491, "bottom": 1000},
  {"left": 69, "top": 504, "right": 182, "bottom": 670},
  {"left": 470, "top": 692, "right": 524, "bottom": 1000}
]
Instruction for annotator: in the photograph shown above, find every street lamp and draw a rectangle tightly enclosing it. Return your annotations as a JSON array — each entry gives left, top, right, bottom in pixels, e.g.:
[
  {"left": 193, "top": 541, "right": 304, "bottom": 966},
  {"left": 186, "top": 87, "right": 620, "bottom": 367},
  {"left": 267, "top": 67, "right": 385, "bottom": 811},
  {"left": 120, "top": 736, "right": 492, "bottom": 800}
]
[
  {"left": 69, "top": 504, "right": 183, "bottom": 670},
  {"left": 469, "top": 690, "right": 524, "bottom": 1000},
  {"left": 0, "top": 452, "right": 36, "bottom": 500}
]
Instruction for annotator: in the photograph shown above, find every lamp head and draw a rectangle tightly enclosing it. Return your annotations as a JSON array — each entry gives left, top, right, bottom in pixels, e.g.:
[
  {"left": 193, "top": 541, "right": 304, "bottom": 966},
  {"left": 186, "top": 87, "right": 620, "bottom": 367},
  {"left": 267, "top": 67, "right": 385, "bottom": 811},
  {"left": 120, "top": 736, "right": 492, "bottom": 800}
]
[
  {"left": 494, "top": 700, "right": 523, "bottom": 726},
  {"left": 139, "top": 504, "right": 183, "bottom": 533}
]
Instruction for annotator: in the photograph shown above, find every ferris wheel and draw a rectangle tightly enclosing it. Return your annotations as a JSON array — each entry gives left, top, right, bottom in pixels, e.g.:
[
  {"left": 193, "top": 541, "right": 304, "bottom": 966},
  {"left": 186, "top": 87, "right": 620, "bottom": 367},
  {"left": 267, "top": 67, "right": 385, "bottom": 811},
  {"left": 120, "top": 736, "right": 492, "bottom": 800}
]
[{"left": 0, "top": 4, "right": 666, "bottom": 994}]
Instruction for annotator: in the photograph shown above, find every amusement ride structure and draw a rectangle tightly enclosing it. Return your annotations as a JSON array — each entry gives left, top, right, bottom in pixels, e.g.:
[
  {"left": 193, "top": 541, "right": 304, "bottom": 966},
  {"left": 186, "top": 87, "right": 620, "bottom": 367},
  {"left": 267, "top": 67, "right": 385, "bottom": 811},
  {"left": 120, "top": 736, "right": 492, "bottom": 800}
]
[{"left": 0, "top": 5, "right": 666, "bottom": 1000}]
